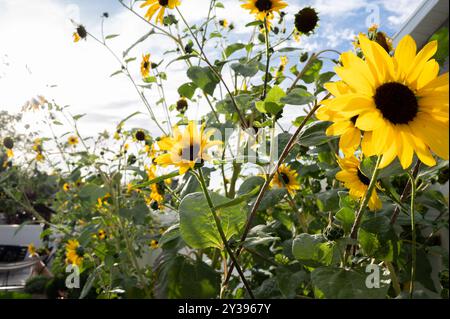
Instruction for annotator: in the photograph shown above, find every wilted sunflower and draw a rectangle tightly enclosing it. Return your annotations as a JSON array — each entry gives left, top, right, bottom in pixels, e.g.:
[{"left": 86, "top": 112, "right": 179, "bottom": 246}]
[
  {"left": 68, "top": 136, "right": 79, "bottom": 146},
  {"left": 241, "top": 0, "right": 288, "bottom": 29},
  {"left": 176, "top": 97, "right": 188, "bottom": 114},
  {"left": 73, "top": 25, "right": 87, "bottom": 43},
  {"left": 271, "top": 164, "right": 300, "bottom": 195},
  {"left": 336, "top": 156, "right": 381, "bottom": 211},
  {"left": 321, "top": 34, "right": 449, "bottom": 169},
  {"left": 140, "top": 0, "right": 181, "bottom": 25},
  {"left": 65, "top": 239, "right": 84, "bottom": 266},
  {"left": 155, "top": 121, "right": 222, "bottom": 174},
  {"left": 294, "top": 7, "right": 319, "bottom": 36},
  {"left": 135, "top": 130, "right": 146, "bottom": 141},
  {"left": 141, "top": 54, "right": 151, "bottom": 78}
]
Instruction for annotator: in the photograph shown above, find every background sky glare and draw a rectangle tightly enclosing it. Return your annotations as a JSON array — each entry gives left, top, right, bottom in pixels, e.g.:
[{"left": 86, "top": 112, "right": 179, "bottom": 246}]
[{"left": 0, "top": 0, "right": 423, "bottom": 138}]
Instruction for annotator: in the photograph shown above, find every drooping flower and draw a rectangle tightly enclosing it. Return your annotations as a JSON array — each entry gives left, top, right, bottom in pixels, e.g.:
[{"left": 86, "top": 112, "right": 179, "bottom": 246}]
[
  {"left": 155, "top": 121, "right": 222, "bottom": 175},
  {"left": 65, "top": 239, "right": 84, "bottom": 266},
  {"left": 141, "top": 54, "right": 151, "bottom": 78},
  {"left": 270, "top": 164, "right": 300, "bottom": 195},
  {"left": 73, "top": 25, "right": 87, "bottom": 43},
  {"left": 336, "top": 156, "right": 382, "bottom": 211},
  {"left": 140, "top": 0, "right": 181, "bottom": 25},
  {"left": 294, "top": 7, "right": 319, "bottom": 36},
  {"left": 241, "top": 0, "right": 288, "bottom": 29},
  {"left": 319, "top": 34, "right": 449, "bottom": 169}
]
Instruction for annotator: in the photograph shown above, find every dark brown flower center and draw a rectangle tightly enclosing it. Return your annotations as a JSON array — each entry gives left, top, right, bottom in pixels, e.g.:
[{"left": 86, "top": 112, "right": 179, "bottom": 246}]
[
  {"left": 76, "top": 25, "right": 87, "bottom": 39},
  {"left": 159, "top": 0, "right": 169, "bottom": 6},
  {"left": 295, "top": 7, "right": 319, "bottom": 34},
  {"left": 135, "top": 130, "right": 146, "bottom": 141},
  {"left": 143, "top": 61, "right": 149, "bottom": 70},
  {"left": 280, "top": 172, "right": 290, "bottom": 185},
  {"left": 255, "top": 0, "right": 273, "bottom": 11},
  {"left": 374, "top": 82, "right": 418, "bottom": 124},
  {"left": 357, "top": 168, "right": 370, "bottom": 186},
  {"left": 180, "top": 143, "right": 200, "bottom": 162},
  {"left": 350, "top": 116, "right": 358, "bottom": 125}
]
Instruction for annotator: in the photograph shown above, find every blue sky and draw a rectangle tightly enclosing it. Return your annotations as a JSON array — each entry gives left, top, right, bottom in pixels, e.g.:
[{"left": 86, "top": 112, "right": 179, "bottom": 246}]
[{"left": 0, "top": 0, "right": 424, "bottom": 137}]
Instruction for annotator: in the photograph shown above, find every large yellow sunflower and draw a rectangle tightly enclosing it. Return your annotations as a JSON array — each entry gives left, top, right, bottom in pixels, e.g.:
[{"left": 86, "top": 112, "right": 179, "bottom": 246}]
[
  {"left": 336, "top": 156, "right": 381, "bottom": 211},
  {"left": 320, "top": 34, "right": 449, "bottom": 169},
  {"left": 140, "top": 0, "right": 181, "bottom": 25},
  {"left": 271, "top": 164, "right": 300, "bottom": 195},
  {"left": 141, "top": 54, "right": 151, "bottom": 78},
  {"left": 241, "top": 0, "right": 287, "bottom": 28},
  {"left": 65, "top": 239, "right": 84, "bottom": 266},
  {"left": 155, "top": 121, "right": 222, "bottom": 175},
  {"left": 146, "top": 164, "right": 164, "bottom": 203}
]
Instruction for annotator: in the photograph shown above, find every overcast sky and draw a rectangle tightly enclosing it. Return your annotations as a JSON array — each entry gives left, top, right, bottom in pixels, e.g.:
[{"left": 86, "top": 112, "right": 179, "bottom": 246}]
[{"left": 0, "top": 0, "right": 424, "bottom": 139}]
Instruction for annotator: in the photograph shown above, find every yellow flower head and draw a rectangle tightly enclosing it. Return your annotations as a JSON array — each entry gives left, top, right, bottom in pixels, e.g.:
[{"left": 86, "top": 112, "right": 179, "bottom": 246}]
[
  {"left": 68, "top": 136, "right": 79, "bottom": 146},
  {"left": 241, "top": 0, "right": 287, "bottom": 29},
  {"left": 6, "top": 149, "right": 14, "bottom": 158},
  {"left": 73, "top": 25, "right": 87, "bottom": 43},
  {"left": 150, "top": 239, "right": 159, "bottom": 249},
  {"left": 28, "top": 243, "right": 37, "bottom": 257},
  {"left": 336, "top": 156, "right": 381, "bottom": 211},
  {"left": 140, "top": 0, "right": 181, "bottom": 25},
  {"left": 98, "top": 229, "right": 107, "bottom": 240},
  {"left": 219, "top": 19, "right": 229, "bottom": 28},
  {"left": 65, "top": 239, "right": 84, "bottom": 266},
  {"left": 36, "top": 153, "right": 45, "bottom": 162},
  {"left": 319, "top": 34, "right": 449, "bottom": 169},
  {"left": 271, "top": 164, "right": 300, "bottom": 195},
  {"left": 63, "top": 183, "right": 71, "bottom": 192},
  {"left": 141, "top": 54, "right": 151, "bottom": 78},
  {"left": 155, "top": 121, "right": 222, "bottom": 175}
]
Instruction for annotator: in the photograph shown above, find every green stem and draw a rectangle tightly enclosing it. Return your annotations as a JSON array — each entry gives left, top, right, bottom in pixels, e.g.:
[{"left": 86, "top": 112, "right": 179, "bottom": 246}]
[
  {"left": 194, "top": 168, "right": 255, "bottom": 299},
  {"left": 346, "top": 156, "right": 383, "bottom": 261},
  {"left": 385, "top": 261, "right": 401, "bottom": 297},
  {"left": 262, "top": 17, "right": 271, "bottom": 99},
  {"left": 409, "top": 172, "right": 417, "bottom": 299}
]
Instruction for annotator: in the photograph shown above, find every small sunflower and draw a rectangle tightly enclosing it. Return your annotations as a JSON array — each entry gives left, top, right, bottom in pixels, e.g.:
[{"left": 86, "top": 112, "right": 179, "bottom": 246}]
[
  {"left": 35, "top": 153, "right": 45, "bottom": 162},
  {"left": 320, "top": 34, "right": 449, "bottom": 169},
  {"left": 63, "top": 183, "right": 71, "bottom": 192},
  {"left": 150, "top": 239, "right": 159, "bottom": 249},
  {"left": 65, "top": 239, "right": 84, "bottom": 266},
  {"left": 68, "top": 136, "right": 79, "bottom": 146},
  {"left": 3, "top": 137, "right": 14, "bottom": 150},
  {"left": 73, "top": 25, "right": 87, "bottom": 43},
  {"left": 141, "top": 54, "right": 151, "bottom": 78},
  {"left": 176, "top": 97, "right": 188, "bottom": 114},
  {"left": 98, "top": 229, "right": 107, "bottom": 240},
  {"left": 140, "top": 0, "right": 181, "bottom": 25},
  {"left": 336, "top": 156, "right": 381, "bottom": 211},
  {"left": 241, "top": 0, "right": 288, "bottom": 29},
  {"left": 294, "top": 7, "right": 319, "bottom": 36},
  {"left": 155, "top": 121, "right": 222, "bottom": 175},
  {"left": 135, "top": 130, "right": 146, "bottom": 142},
  {"left": 146, "top": 165, "right": 165, "bottom": 203},
  {"left": 27, "top": 243, "right": 37, "bottom": 257},
  {"left": 271, "top": 164, "right": 300, "bottom": 195},
  {"left": 219, "top": 19, "right": 229, "bottom": 28}
]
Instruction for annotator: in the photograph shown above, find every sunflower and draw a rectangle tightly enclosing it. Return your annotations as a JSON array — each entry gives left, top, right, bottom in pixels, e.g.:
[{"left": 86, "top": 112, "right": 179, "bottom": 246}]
[
  {"left": 73, "top": 25, "right": 87, "bottom": 43},
  {"left": 68, "top": 136, "right": 79, "bottom": 146},
  {"left": 219, "top": 19, "right": 229, "bottom": 28},
  {"left": 336, "top": 156, "right": 381, "bottom": 211},
  {"left": 146, "top": 165, "right": 164, "bottom": 203},
  {"left": 320, "top": 34, "right": 449, "bottom": 169},
  {"left": 63, "top": 183, "right": 71, "bottom": 192},
  {"left": 97, "top": 230, "right": 107, "bottom": 240},
  {"left": 294, "top": 7, "right": 319, "bottom": 36},
  {"left": 65, "top": 239, "right": 84, "bottom": 266},
  {"left": 141, "top": 54, "right": 151, "bottom": 78},
  {"left": 140, "top": 0, "right": 181, "bottom": 25},
  {"left": 316, "top": 81, "right": 362, "bottom": 156},
  {"left": 150, "top": 239, "right": 159, "bottom": 249},
  {"left": 271, "top": 164, "right": 300, "bottom": 195},
  {"left": 176, "top": 97, "right": 188, "bottom": 114},
  {"left": 241, "top": 0, "right": 288, "bottom": 29},
  {"left": 135, "top": 130, "right": 146, "bottom": 142},
  {"left": 28, "top": 243, "right": 37, "bottom": 257},
  {"left": 155, "top": 121, "right": 222, "bottom": 174}
]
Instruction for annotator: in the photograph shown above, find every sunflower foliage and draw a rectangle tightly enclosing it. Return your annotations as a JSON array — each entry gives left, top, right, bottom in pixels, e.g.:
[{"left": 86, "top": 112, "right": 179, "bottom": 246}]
[{"left": 4, "top": 1, "right": 449, "bottom": 300}]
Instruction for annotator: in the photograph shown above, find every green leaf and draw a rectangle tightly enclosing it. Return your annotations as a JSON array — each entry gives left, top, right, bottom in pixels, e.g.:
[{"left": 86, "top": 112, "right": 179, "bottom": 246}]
[
  {"left": 237, "top": 176, "right": 265, "bottom": 196},
  {"left": 335, "top": 207, "right": 355, "bottom": 233},
  {"left": 179, "top": 192, "right": 246, "bottom": 249},
  {"left": 292, "top": 234, "right": 334, "bottom": 266},
  {"left": 133, "top": 170, "right": 180, "bottom": 189},
  {"left": 110, "top": 70, "right": 122, "bottom": 77},
  {"left": 178, "top": 82, "right": 197, "bottom": 100},
  {"left": 105, "top": 34, "right": 119, "bottom": 40},
  {"left": 281, "top": 88, "right": 314, "bottom": 105},
  {"left": 302, "top": 59, "right": 323, "bottom": 84},
  {"left": 311, "top": 267, "right": 390, "bottom": 299},
  {"left": 231, "top": 61, "right": 259, "bottom": 77},
  {"left": 298, "top": 121, "right": 334, "bottom": 146},
  {"left": 79, "top": 265, "right": 102, "bottom": 299},
  {"left": 256, "top": 85, "right": 286, "bottom": 115},
  {"left": 78, "top": 184, "right": 109, "bottom": 204},
  {"left": 154, "top": 254, "right": 220, "bottom": 298},
  {"left": 72, "top": 113, "right": 86, "bottom": 121},
  {"left": 224, "top": 43, "right": 246, "bottom": 57},
  {"left": 255, "top": 188, "right": 287, "bottom": 212},
  {"left": 187, "top": 66, "right": 220, "bottom": 96},
  {"left": 123, "top": 30, "right": 155, "bottom": 58},
  {"left": 430, "top": 27, "right": 449, "bottom": 67}
]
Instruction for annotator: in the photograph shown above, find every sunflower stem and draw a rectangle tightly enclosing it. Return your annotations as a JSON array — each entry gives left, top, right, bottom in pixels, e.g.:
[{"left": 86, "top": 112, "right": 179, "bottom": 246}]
[
  {"left": 262, "top": 17, "right": 271, "bottom": 100},
  {"left": 346, "top": 155, "right": 383, "bottom": 263},
  {"left": 408, "top": 171, "right": 417, "bottom": 299},
  {"left": 194, "top": 168, "right": 255, "bottom": 299}
]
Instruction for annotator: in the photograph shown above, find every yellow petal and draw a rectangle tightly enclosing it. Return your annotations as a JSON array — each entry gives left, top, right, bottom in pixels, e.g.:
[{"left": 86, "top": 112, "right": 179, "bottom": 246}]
[
  {"left": 355, "top": 111, "right": 384, "bottom": 131},
  {"left": 394, "top": 35, "right": 417, "bottom": 80}
]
